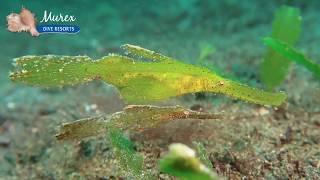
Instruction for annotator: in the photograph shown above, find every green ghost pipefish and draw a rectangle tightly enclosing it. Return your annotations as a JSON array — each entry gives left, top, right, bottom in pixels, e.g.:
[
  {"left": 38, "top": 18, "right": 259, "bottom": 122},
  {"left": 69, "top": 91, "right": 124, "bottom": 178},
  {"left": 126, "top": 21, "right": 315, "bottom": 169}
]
[{"left": 9, "top": 44, "right": 286, "bottom": 106}]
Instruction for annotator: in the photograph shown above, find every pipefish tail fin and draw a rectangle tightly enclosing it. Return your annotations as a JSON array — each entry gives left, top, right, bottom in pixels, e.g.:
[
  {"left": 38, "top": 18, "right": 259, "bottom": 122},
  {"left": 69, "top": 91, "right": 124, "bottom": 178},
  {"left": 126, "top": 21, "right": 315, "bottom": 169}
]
[
  {"left": 9, "top": 55, "right": 99, "bottom": 87},
  {"left": 218, "top": 80, "right": 286, "bottom": 106}
]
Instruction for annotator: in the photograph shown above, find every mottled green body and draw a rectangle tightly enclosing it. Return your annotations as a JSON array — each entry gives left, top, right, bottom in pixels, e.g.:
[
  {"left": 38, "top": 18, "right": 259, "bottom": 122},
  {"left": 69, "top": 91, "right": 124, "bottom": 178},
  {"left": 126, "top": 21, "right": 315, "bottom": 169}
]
[
  {"left": 95, "top": 54, "right": 223, "bottom": 103},
  {"left": 10, "top": 44, "right": 286, "bottom": 106}
]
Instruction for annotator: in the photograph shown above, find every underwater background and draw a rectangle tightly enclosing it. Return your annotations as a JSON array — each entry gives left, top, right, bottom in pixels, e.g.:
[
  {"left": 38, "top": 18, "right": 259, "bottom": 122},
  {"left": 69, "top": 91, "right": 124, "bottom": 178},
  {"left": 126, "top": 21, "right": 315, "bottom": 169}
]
[{"left": 0, "top": 0, "right": 320, "bottom": 179}]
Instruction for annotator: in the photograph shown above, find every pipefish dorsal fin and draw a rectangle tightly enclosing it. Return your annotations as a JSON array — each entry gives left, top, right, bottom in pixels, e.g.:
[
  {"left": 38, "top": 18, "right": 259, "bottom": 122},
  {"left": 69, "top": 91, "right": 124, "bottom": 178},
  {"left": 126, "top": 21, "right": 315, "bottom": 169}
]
[{"left": 121, "top": 44, "right": 175, "bottom": 62}]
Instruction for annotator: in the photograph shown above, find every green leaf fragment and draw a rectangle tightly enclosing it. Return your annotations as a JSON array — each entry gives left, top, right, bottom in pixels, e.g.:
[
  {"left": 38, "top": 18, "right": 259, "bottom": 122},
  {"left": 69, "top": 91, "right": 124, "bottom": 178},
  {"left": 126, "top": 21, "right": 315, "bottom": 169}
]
[
  {"left": 10, "top": 44, "right": 286, "bottom": 106},
  {"left": 197, "top": 42, "right": 216, "bottom": 64},
  {"left": 261, "top": 5, "right": 302, "bottom": 89},
  {"left": 263, "top": 37, "right": 320, "bottom": 79},
  {"left": 108, "top": 127, "right": 145, "bottom": 178},
  {"left": 159, "top": 143, "right": 218, "bottom": 180},
  {"left": 193, "top": 142, "right": 213, "bottom": 169}
]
